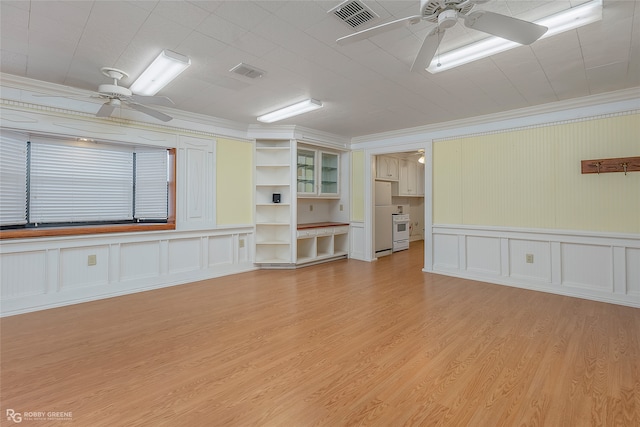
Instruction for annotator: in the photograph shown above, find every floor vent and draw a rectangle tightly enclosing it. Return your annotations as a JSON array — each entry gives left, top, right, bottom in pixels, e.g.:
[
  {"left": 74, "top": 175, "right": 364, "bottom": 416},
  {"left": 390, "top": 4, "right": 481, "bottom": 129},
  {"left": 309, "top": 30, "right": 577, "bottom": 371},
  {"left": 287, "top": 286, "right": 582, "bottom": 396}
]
[
  {"left": 329, "top": 0, "right": 379, "bottom": 29},
  {"left": 229, "top": 63, "right": 265, "bottom": 79}
]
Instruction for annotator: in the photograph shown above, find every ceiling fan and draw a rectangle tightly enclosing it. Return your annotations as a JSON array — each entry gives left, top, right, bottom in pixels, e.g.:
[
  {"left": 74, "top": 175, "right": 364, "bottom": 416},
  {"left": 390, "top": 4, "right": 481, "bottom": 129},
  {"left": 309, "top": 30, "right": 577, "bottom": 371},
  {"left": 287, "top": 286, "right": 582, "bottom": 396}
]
[
  {"left": 92, "top": 67, "right": 174, "bottom": 122},
  {"left": 336, "top": 0, "right": 548, "bottom": 72}
]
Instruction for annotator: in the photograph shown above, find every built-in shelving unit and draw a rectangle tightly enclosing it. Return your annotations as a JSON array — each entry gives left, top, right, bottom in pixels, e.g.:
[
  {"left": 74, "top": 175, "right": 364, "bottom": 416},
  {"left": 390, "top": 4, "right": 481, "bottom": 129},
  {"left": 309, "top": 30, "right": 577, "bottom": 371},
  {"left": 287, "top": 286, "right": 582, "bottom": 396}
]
[
  {"left": 296, "top": 225, "right": 349, "bottom": 266},
  {"left": 255, "top": 140, "right": 293, "bottom": 265}
]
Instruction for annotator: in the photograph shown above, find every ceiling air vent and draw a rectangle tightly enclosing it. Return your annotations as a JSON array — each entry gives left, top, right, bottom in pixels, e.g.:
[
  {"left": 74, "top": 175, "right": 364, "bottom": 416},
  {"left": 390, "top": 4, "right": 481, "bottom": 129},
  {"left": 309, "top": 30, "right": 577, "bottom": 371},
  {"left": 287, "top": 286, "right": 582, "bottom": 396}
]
[
  {"left": 229, "top": 63, "right": 265, "bottom": 79},
  {"left": 329, "top": 0, "right": 379, "bottom": 29}
]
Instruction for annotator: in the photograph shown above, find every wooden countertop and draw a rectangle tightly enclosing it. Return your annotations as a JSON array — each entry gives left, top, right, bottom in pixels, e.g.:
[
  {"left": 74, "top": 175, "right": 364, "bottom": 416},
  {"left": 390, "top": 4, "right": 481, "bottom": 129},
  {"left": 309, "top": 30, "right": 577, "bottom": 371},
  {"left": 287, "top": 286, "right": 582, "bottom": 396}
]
[{"left": 297, "top": 222, "right": 349, "bottom": 230}]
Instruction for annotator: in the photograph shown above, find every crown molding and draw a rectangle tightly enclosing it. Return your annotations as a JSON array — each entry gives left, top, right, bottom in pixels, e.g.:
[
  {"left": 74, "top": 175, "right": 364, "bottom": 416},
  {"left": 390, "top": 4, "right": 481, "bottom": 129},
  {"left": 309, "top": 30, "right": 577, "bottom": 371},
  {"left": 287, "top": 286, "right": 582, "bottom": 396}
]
[
  {"left": 247, "top": 124, "right": 349, "bottom": 149},
  {"left": 350, "top": 87, "right": 640, "bottom": 148}
]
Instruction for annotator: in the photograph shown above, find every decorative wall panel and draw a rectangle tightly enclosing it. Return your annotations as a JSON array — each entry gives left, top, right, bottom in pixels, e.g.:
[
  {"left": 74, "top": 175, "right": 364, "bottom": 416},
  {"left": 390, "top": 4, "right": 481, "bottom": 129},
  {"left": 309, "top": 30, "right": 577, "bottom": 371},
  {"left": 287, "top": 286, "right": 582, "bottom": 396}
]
[
  {"left": 466, "top": 236, "right": 501, "bottom": 275},
  {"left": 509, "top": 239, "right": 551, "bottom": 283},
  {"left": 60, "top": 245, "right": 109, "bottom": 290},
  {"left": 561, "top": 243, "right": 612, "bottom": 291},
  {"left": 432, "top": 233, "right": 459, "bottom": 269},
  {"left": 120, "top": 241, "right": 161, "bottom": 281},
  {"left": 625, "top": 248, "right": 640, "bottom": 296},
  {"left": 168, "top": 238, "right": 201, "bottom": 274},
  {"left": 209, "top": 235, "right": 233, "bottom": 266},
  {"left": 1, "top": 251, "right": 47, "bottom": 298}
]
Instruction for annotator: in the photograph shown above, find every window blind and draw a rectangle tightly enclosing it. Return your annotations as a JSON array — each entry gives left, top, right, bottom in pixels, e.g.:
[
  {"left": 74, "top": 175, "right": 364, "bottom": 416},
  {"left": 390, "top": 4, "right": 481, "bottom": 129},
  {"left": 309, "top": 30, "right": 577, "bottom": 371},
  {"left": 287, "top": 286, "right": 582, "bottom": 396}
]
[
  {"left": 135, "top": 150, "right": 168, "bottom": 220},
  {"left": 0, "top": 131, "right": 28, "bottom": 226},
  {"left": 29, "top": 141, "right": 134, "bottom": 223}
]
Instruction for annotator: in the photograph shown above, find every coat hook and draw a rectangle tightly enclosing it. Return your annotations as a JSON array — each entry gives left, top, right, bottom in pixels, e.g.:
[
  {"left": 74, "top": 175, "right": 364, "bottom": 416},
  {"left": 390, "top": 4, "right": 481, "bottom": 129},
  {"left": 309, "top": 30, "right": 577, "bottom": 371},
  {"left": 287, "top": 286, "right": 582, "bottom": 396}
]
[
  {"left": 621, "top": 162, "right": 628, "bottom": 175},
  {"left": 595, "top": 161, "right": 602, "bottom": 174}
]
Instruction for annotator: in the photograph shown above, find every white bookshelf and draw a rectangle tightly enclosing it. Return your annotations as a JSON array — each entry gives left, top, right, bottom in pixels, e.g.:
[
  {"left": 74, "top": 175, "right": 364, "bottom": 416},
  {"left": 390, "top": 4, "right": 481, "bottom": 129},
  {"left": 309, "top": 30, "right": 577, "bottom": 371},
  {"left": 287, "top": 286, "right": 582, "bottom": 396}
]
[{"left": 255, "top": 140, "right": 294, "bottom": 265}]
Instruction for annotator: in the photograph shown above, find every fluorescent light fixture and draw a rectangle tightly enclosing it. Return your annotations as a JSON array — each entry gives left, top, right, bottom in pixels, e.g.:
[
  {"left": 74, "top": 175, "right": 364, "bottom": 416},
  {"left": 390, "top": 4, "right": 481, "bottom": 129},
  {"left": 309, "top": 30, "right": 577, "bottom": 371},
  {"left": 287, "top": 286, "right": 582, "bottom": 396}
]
[
  {"left": 130, "top": 50, "right": 191, "bottom": 95},
  {"left": 257, "top": 99, "right": 323, "bottom": 123},
  {"left": 427, "top": 0, "right": 602, "bottom": 73}
]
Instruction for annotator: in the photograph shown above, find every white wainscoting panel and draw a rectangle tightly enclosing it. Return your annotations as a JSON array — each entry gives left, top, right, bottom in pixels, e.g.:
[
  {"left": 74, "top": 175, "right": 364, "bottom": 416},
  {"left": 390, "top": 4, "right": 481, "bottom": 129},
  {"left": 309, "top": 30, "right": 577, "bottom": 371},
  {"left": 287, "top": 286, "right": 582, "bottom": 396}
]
[
  {"left": 237, "top": 234, "right": 251, "bottom": 264},
  {"left": 466, "top": 236, "right": 501, "bottom": 275},
  {"left": 168, "top": 238, "right": 202, "bottom": 274},
  {"left": 60, "top": 245, "right": 110, "bottom": 290},
  {"left": 1, "top": 251, "right": 47, "bottom": 298},
  {"left": 350, "top": 223, "right": 366, "bottom": 261},
  {"left": 509, "top": 239, "right": 551, "bottom": 283},
  {"left": 433, "top": 233, "right": 459, "bottom": 270},
  {"left": 120, "top": 241, "right": 161, "bottom": 281},
  {"left": 432, "top": 225, "right": 640, "bottom": 307},
  {"left": 626, "top": 248, "right": 640, "bottom": 296},
  {"left": 1, "top": 227, "right": 256, "bottom": 316},
  {"left": 561, "top": 243, "right": 612, "bottom": 291},
  {"left": 209, "top": 235, "right": 233, "bottom": 266}
]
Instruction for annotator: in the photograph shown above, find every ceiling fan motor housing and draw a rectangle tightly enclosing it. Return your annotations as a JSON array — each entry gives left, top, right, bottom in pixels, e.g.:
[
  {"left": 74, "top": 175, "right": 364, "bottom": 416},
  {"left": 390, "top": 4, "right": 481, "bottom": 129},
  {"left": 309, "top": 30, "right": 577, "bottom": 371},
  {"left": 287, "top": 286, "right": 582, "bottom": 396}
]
[
  {"left": 438, "top": 9, "right": 458, "bottom": 28},
  {"left": 97, "top": 83, "right": 132, "bottom": 98}
]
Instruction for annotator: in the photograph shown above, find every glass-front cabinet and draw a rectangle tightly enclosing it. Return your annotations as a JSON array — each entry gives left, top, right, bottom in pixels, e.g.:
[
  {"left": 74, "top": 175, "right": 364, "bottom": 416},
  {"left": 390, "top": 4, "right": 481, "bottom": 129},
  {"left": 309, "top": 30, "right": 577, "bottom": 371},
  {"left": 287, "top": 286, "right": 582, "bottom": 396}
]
[
  {"left": 320, "top": 152, "right": 339, "bottom": 196},
  {"left": 297, "top": 148, "right": 340, "bottom": 198},
  {"left": 297, "top": 149, "right": 316, "bottom": 196}
]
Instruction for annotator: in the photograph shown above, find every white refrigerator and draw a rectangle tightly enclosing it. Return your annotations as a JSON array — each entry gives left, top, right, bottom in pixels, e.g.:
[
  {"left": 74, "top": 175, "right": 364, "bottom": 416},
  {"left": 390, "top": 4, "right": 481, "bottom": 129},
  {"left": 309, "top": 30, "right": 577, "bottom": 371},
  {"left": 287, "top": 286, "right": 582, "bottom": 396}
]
[{"left": 375, "top": 181, "right": 394, "bottom": 255}]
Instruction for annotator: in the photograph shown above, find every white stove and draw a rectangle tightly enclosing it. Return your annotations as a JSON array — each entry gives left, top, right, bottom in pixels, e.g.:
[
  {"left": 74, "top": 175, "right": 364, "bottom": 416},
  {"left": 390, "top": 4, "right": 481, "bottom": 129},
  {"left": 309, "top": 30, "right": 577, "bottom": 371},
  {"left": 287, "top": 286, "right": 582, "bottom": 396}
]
[{"left": 392, "top": 213, "right": 410, "bottom": 252}]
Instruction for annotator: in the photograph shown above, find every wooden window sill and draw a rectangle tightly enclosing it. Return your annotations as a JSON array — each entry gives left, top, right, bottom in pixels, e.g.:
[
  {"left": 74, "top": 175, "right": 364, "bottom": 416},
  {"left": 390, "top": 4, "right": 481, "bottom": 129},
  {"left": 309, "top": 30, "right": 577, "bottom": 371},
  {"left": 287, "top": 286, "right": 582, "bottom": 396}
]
[{"left": 0, "top": 222, "right": 176, "bottom": 240}]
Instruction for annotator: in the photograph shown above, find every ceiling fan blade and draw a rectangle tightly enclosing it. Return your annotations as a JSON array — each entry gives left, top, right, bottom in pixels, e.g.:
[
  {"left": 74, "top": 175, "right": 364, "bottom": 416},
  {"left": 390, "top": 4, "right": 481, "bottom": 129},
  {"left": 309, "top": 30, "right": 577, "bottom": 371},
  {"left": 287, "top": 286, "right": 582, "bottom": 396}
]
[
  {"left": 130, "top": 94, "right": 175, "bottom": 107},
  {"left": 127, "top": 102, "right": 173, "bottom": 122},
  {"left": 463, "top": 11, "right": 547, "bottom": 45},
  {"left": 337, "top": 15, "right": 422, "bottom": 46},
  {"left": 96, "top": 102, "right": 116, "bottom": 118},
  {"left": 410, "top": 27, "right": 444, "bottom": 72}
]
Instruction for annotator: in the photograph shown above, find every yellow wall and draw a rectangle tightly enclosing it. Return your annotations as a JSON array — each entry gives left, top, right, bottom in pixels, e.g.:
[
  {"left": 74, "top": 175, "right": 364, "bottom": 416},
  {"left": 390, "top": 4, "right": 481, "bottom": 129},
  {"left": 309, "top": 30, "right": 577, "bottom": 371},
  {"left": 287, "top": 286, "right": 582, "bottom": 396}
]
[
  {"left": 216, "top": 138, "right": 253, "bottom": 225},
  {"left": 434, "top": 114, "right": 640, "bottom": 233},
  {"left": 351, "top": 150, "right": 365, "bottom": 222}
]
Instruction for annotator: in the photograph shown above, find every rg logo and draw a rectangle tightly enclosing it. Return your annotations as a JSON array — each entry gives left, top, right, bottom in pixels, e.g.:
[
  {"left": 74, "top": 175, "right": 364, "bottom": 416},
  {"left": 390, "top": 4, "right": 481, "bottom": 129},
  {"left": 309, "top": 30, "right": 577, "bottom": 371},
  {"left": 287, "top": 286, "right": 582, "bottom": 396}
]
[{"left": 6, "top": 409, "right": 22, "bottom": 423}]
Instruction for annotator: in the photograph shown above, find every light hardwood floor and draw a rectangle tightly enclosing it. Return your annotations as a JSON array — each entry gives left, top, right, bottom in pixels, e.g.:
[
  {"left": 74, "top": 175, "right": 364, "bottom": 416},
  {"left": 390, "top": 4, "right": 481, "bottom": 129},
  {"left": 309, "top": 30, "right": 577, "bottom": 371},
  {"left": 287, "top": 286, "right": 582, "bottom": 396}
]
[{"left": 1, "top": 242, "right": 639, "bottom": 426}]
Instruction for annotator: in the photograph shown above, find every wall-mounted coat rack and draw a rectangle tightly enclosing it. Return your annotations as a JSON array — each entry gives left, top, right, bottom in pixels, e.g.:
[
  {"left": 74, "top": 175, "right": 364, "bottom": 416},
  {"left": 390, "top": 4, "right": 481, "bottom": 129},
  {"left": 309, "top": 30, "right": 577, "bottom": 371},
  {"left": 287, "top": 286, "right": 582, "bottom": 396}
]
[{"left": 581, "top": 156, "right": 640, "bottom": 175}]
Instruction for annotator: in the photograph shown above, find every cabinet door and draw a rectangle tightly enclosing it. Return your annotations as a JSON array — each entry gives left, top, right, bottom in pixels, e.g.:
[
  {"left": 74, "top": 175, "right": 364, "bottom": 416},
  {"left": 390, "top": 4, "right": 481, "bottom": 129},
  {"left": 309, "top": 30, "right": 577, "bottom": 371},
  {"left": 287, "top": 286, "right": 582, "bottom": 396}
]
[
  {"left": 376, "top": 156, "right": 399, "bottom": 180},
  {"left": 297, "top": 149, "right": 316, "bottom": 195},
  {"left": 398, "top": 159, "right": 410, "bottom": 195},
  {"left": 387, "top": 157, "right": 399, "bottom": 180},
  {"left": 319, "top": 151, "right": 339, "bottom": 196},
  {"left": 399, "top": 159, "right": 419, "bottom": 195}
]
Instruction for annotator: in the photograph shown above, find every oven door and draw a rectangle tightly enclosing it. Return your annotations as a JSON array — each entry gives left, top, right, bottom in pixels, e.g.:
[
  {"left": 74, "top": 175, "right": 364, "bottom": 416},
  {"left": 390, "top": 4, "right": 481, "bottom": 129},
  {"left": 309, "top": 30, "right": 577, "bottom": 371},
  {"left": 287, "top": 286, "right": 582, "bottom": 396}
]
[{"left": 393, "top": 219, "right": 410, "bottom": 241}]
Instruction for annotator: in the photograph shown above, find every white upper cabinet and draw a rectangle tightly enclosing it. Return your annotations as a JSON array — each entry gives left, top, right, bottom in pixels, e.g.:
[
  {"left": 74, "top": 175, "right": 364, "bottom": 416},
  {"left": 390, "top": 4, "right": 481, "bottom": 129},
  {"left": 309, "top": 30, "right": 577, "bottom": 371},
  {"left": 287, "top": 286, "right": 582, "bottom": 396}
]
[
  {"left": 297, "top": 148, "right": 340, "bottom": 198},
  {"left": 376, "top": 155, "right": 399, "bottom": 181},
  {"left": 397, "top": 158, "right": 424, "bottom": 196}
]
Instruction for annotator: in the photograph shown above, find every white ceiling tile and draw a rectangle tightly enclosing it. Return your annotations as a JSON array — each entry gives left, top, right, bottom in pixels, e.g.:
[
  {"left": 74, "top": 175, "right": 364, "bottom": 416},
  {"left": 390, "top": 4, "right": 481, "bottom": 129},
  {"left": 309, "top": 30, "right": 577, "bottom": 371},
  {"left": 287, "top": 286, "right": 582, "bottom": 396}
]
[
  {"left": 176, "top": 31, "right": 229, "bottom": 65},
  {"left": 0, "top": 50, "right": 28, "bottom": 76},
  {"left": 151, "top": 0, "right": 211, "bottom": 28},
  {"left": 275, "top": 0, "right": 330, "bottom": 31},
  {"left": 253, "top": 1, "right": 288, "bottom": 14},
  {"left": 197, "top": 11, "right": 251, "bottom": 44},
  {"left": 234, "top": 31, "right": 280, "bottom": 59},
  {"left": 213, "top": 1, "right": 274, "bottom": 31},
  {"left": 29, "top": 1, "right": 93, "bottom": 28},
  {"left": 586, "top": 61, "right": 633, "bottom": 94},
  {"left": 0, "top": 3, "right": 29, "bottom": 52},
  {"left": 186, "top": 1, "right": 222, "bottom": 14}
]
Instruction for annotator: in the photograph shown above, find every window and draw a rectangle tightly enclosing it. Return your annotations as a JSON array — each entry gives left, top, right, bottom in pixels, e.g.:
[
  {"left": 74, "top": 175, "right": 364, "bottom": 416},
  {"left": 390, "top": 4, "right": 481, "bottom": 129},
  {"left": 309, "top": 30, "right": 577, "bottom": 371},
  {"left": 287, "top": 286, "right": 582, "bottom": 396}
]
[{"left": 0, "top": 131, "right": 176, "bottom": 239}]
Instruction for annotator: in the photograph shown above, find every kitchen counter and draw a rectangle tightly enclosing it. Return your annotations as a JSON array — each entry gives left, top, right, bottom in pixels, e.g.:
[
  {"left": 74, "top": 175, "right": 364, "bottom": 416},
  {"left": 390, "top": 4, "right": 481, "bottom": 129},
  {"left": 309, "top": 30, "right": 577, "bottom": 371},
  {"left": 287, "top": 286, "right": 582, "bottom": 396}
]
[{"left": 297, "top": 222, "right": 349, "bottom": 230}]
